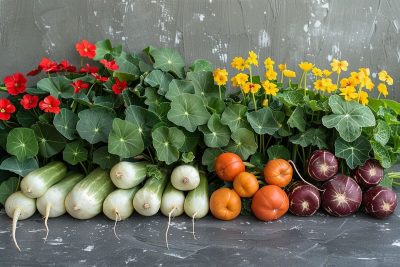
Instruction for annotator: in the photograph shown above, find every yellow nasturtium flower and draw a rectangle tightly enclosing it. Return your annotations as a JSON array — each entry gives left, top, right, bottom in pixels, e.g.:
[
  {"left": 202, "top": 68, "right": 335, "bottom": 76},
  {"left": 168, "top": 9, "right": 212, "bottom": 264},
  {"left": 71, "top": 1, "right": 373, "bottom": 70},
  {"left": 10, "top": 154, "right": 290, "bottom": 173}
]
[
  {"left": 378, "top": 70, "right": 394, "bottom": 85},
  {"left": 264, "top": 57, "right": 275, "bottom": 69},
  {"left": 213, "top": 68, "right": 228, "bottom": 86},
  {"left": 312, "top": 67, "right": 323, "bottom": 77},
  {"left": 359, "top": 68, "right": 370, "bottom": 77},
  {"left": 231, "top": 73, "right": 249, "bottom": 87},
  {"left": 378, "top": 83, "right": 389, "bottom": 97},
  {"left": 339, "top": 86, "right": 358, "bottom": 101},
  {"left": 299, "top": 61, "right": 314, "bottom": 72},
  {"left": 358, "top": 91, "right": 369, "bottom": 105},
  {"left": 278, "top": 64, "right": 287, "bottom": 72},
  {"left": 262, "top": 80, "right": 279, "bottom": 96},
  {"left": 262, "top": 98, "right": 269, "bottom": 107},
  {"left": 365, "top": 77, "right": 374, "bottom": 91},
  {"left": 242, "top": 82, "right": 261, "bottom": 94},
  {"left": 231, "top": 57, "right": 248, "bottom": 71},
  {"left": 350, "top": 72, "right": 360, "bottom": 84},
  {"left": 321, "top": 78, "right": 336, "bottom": 93},
  {"left": 246, "top": 51, "right": 258, "bottom": 66},
  {"left": 331, "top": 59, "right": 348, "bottom": 73},
  {"left": 314, "top": 79, "right": 325, "bottom": 91},
  {"left": 265, "top": 69, "right": 278, "bottom": 80},
  {"left": 340, "top": 77, "right": 358, "bottom": 88},
  {"left": 323, "top": 69, "right": 332, "bottom": 77},
  {"left": 283, "top": 69, "right": 296, "bottom": 78}
]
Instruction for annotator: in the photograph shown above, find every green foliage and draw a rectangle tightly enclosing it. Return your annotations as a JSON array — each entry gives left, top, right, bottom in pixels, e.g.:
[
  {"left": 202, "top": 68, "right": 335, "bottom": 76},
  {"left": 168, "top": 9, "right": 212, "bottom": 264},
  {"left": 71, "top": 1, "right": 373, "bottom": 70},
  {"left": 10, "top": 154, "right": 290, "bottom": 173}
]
[
  {"left": 63, "top": 141, "right": 88, "bottom": 165},
  {"left": 0, "top": 157, "right": 38, "bottom": 176},
  {"left": 335, "top": 136, "right": 371, "bottom": 169},
  {"left": 108, "top": 118, "right": 144, "bottom": 158},
  {"left": 6, "top": 128, "right": 39, "bottom": 161},
  {"left": 152, "top": 126, "right": 185, "bottom": 165},
  {"left": 76, "top": 108, "right": 115, "bottom": 144},
  {"left": 0, "top": 177, "right": 19, "bottom": 205}
]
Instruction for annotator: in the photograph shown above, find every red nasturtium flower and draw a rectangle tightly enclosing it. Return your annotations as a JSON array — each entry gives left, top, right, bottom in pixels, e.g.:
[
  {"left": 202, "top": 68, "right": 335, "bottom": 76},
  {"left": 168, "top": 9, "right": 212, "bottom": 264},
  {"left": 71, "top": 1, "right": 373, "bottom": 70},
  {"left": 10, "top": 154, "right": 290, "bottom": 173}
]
[
  {"left": 3, "top": 72, "right": 27, "bottom": 95},
  {"left": 39, "top": 95, "right": 60, "bottom": 114},
  {"left": 59, "top": 60, "right": 77, "bottom": 72},
  {"left": 76, "top": 40, "right": 96, "bottom": 59},
  {"left": 80, "top": 64, "right": 99, "bottom": 74},
  {"left": 100, "top": 59, "right": 119, "bottom": 71},
  {"left": 71, "top": 80, "right": 89, "bottom": 93},
  {"left": 39, "top": 57, "right": 59, "bottom": 72},
  {"left": 0, "top": 98, "right": 16, "bottom": 121},
  {"left": 112, "top": 78, "right": 127, "bottom": 95},
  {"left": 20, "top": 94, "right": 39, "bottom": 110},
  {"left": 91, "top": 73, "right": 109, "bottom": 82}
]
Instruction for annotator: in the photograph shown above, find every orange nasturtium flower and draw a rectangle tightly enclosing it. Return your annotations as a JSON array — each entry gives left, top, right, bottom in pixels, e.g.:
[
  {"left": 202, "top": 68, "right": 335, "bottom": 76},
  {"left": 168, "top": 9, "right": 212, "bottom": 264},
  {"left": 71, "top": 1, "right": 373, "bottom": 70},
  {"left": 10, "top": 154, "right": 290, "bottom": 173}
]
[
  {"left": 299, "top": 61, "right": 314, "bottom": 72},
  {"left": 213, "top": 68, "right": 228, "bottom": 86},
  {"left": 283, "top": 69, "right": 296, "bottom": 78},
  {"left": 231, "top": 57, "right": 248, "bottom": 71},
  {"left": 264, "top": 57, "right": 275, "bottom": 69},
  {"left": 246, "top": 51, "right": 258, "bottom": 66},
  {"left": 242, "top": 82, "right": 261, "bottom": 94},
  {"left": 312, "top": 67, "right": 323, "bottom": 77},
  {"left": 265, "top": 69, "right": 278, "bottom": 80},
  {"left": 262, "top": 80, "right": 279, "bottom": 96},
  {"left": 231, "top": 73, "right": 249, "bottom": 87},
  {"left": 331, "top": 59, "right": 348, "bottom": 73},
  {"left": 378, "top": 70, "right": 394, "bottom": 85},
  {"left": 378, "top": 83, "right": 389, "bottom": 97},
  {"left": 339, "top": 86, "right": 358, "bottom": 101},
  {"left": 340, "top": 77, "right": 358, "bottom": 88}
]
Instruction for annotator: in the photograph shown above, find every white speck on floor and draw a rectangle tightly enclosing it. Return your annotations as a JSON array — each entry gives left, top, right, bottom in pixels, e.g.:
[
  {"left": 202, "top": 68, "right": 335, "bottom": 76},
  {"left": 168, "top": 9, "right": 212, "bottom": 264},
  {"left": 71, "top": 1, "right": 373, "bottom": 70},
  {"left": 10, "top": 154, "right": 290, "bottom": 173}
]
[
  {"left": 392, "top": 240, "right": 400, "bottom": 246},
  {"left": 83, "top": 245, "right": 94, "bottom": 252}
]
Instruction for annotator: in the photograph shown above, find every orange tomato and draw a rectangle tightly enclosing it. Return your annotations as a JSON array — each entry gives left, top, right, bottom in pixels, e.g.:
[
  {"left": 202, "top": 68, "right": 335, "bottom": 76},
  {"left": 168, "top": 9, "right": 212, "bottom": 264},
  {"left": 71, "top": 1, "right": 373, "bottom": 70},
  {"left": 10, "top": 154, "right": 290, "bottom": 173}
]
[
  {"left": 264, "top": 159, "right": 293, "bottom": 187},
  {"left": 233, "top": 172, "right": 259, "bottom": 198},
  {"left": 251, "top": 185, "right": 289, "bottom": 221},
  {"left": 210, "top": 188, "right": 241, "bottom": 220},
  {"left": 214, "top": 153, "right": 245, "bottom": 182}
]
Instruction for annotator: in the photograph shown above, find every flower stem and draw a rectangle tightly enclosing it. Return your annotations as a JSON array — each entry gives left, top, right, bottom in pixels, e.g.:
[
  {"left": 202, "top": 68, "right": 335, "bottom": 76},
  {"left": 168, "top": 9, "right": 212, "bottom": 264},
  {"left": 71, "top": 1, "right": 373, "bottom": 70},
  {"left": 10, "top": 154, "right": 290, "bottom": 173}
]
[
  {"left": 249, "top": 66, "right": 253, "bottom": 83},
  {"left": 299, "top": 71, "right": 305, "bottom": 89},
  {"left": 336, "top": 71, "right": 341, "bottom": 89},
  {"left": 218, "top": 85, "right": 222, "bottom": 100},
  {"left": 252, "top": 93, "right": 257, "bottom": 111},
  {"left": 0, "top": 86, "right": 7, "bottom": 91},
  {"left": 378, "top": 92, "right": 381, "bottom": 100}
]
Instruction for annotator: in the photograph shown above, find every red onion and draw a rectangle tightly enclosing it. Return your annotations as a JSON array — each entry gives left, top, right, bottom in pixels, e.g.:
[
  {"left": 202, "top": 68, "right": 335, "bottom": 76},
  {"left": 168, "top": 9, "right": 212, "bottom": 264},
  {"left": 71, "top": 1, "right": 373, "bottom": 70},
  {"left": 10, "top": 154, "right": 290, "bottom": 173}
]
[
  {"left": 321, "top": 174, "right": 362, "bottom": 217},
  {"left": 308, "top": 150, "right": 338, "bottom": 182},
  {"left": 353, "top": 159, "right": 384, "bottom": 188},
  {"left": 363, "top": 186, "right": 397, "bottom": 219},
  {"left": 288, "top": 182, "right": 321, "bottom": 216}
]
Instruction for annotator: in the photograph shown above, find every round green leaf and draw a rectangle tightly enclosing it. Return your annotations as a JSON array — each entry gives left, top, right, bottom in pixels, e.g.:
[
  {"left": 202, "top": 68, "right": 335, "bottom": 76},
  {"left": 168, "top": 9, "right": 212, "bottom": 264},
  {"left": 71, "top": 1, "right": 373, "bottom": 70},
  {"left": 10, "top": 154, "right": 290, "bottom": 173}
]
[
  {"left": 322, "top": 95, "right": 376, "bottom": 142},
  {"left": 287, "top": 107, "right": 306, "bottom": 132},
  {"left": 225, "top": 128, "right": 258, "bottom": 160},
  {"left": 125, "top": 105, "right": 160, "bottom": 145},
  {"left": 165, "top": 79, "right": 195, "bottom": 100},
  {"left": 0, "top": 177, "right": 19, "bottom": 206},
  {"left": 113, "top": 51, "right": 141, "bottom": 81},
  {"left": 6, "top": 128, "right": 39, "bottom": 161},
  {"left": 189, "top": 59, "right": 213, "bottom": 72},
  {"left": 76, "top": 108, "right": 115, "bottom": 144},
  {"left": 152, "top": 126, "right": 185, "bottom": 165},
  {"left": 53, "top": 108, "right": 79, "bottom": 140},
  {"left": 202, "top": 148, "right": 223, "bottom": 172},
  {"left": 199, "top": 114, "right": 230, "bottom": 148},
  {"left": 93, "top": 146, "right": 120, "bottom": 169},
  {"left": 144, "top": 87, "right": 164, "bottom": 109},
  {"left": 63, "top": 141, "right": 88, "bottom": 165},
  {"left": 335, "top": 136, "right": 371, "bottom": 169},
  {"left": 373, "top": 120, "right": 391, "bottom": 146},
  {"left": 108, "top": 118, "right": 144, "bottom": 158},
  {"left": 207, "top": 97, "right": 226, "bottom": 115},
  {"left": 179, "top": 130, "right": 200, "bottom": 153},
  {"left": 16, "top": 110, "right": 36, "bottom": 127},
  {"left": 267, "top": 145, "right": 290, "bottom": 160},
  {"left": 33, "top": 123, "right": 67, "bottom": 158},
  {"left": 94, "top": 39, "right": 113, "bottom": 60},
  {"left": 277, "top": 90, "right": 304, "bottom": 107},
  {"left": 144, "top": 70, "right": 174, "bottom": 95},
  {"left": 37, "top": 76, "right": 74, "bottom": 99},
  {"left": 150, "top": 48, "right": 185, "bottom": 78},
  {"left": 167, "top": 93, "right": 210, "bottom": 132},
  {"left": 246, "top": 108, "right": 281, "bottom": 135},
  {"left": 0, "top": 156, "right": 38, "bottom": 177},
  {"left": 221, "top": 104, "right": 250, "bottom": 132},
  {"left": 187, "top": 71, "right": 217, "bottom": 98}
]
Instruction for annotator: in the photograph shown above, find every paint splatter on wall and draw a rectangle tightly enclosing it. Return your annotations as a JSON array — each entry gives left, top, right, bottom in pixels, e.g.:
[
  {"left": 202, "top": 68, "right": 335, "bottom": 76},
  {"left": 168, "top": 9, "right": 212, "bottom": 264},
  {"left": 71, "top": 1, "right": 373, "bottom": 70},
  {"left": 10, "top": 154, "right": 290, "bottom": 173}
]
[{"left": 0, "top": 0, "right": 399, "bottom": 99}]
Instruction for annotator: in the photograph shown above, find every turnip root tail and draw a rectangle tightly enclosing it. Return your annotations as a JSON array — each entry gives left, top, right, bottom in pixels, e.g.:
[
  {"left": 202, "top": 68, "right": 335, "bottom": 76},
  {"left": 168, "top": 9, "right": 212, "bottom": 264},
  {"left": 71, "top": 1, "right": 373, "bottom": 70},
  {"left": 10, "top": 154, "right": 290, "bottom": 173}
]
[
  {"left": 113, "top": 210, "right": 120, "bottom": 240},
  {"left": 44, "top": 204, "right": 51, "bottom": 242},
  {"left": 165, "top": 207, "right": 176, "bottom": 250},
  {"left": 192, "top": 212, "right": 198, "bottom": 240},
  {"left": 12, "top": 209, "right": 22, "bottom": 252},
  {"left": 288, "top": 160, "right": 324, "bottom": 192}
]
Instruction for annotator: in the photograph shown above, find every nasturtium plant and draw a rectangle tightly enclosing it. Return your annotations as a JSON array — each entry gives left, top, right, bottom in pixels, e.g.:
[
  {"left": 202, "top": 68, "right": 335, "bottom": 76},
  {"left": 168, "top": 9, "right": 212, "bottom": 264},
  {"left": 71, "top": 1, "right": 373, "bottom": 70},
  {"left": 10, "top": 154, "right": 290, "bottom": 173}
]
[
  {"left": 0, "top": 156, "right": 38, "bottom": 177},
  {"left": 37, "top": 76, "right": 74, "bottom": 99},
  {"left": 76, "top": 108, "right": 115, "bottom": 144},
  {"left": 267, "top": 145, "right": 290, "bottom": 160},
  {"left": 373, "top": 120, "right": 391, "bottom": 146},
  {"left": 202, "top": 148, "right": 223, "bottom": 172},
  {"left": 221, "top": 104, "right": 250, "bottom": 132},
  {"left": 6, "top": 128, "right": 39, "bottom": 161},
  {"left": 287, "top": 107, "right": 306, "bottom": 132},
  {"left": 63, "top": 141, "right": 88, "bottom": 165},
  {"left": 53, "top": 108, "right": 79, "bottom": 140},
  {"left": 0, "top": 177, "right": 19, "bottom": 206},
  {"left": 370, "top": 141, "right": 392, "bottom": 168},
  {"left": 189, "top": 59, "right": 213, "bottom": 72},
  {"left": 150, "top": 47, "right": 185, "bottom": 78},
  {"left": 335, "top": 136, "right": 371, "bottom": 169},
  {"left": 246, "top": 108, "right": 281, "bottom": 135},
  {"left": 199, "top": 114, "right": 231, "bottom": 148},
  {"left": 93, "top": 146, "right": 120, "bottom": 170},
  {"left": 167, "top": 94, "right": 210, "bottom": 132},
  {"left": 125, "top": 105, "right": 160, "bottom": 145},
  {"left": 144, "top": 70, "right": 174, "bottom": 95},
  {"left": 187, "top": 71, "right": 217, "bottom": 98},
  {"left": 226, "top": 128, "right": 258, "bottom": 160},
  {"left": 108, "top": 118, "right": 144, "bottom": 158},
  {"left": 33, "top": 123, "right": 67, "bottom": 158},
  {"left": 322, "top": 95, "right": 376, "bottom": 142},
  {"left": 152, "top": 126, "right": 185, "bottom": 165},
  {"left": 165, "top": 79, "right": 195, "bottom": 100}
]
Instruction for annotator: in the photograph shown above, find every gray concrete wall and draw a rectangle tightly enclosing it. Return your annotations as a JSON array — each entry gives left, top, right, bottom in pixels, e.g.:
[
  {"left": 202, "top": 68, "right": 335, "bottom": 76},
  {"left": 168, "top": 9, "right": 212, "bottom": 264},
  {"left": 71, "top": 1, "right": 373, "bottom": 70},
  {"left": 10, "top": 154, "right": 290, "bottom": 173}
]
[{"left": 0, "top": 0, "right": 399, "bottom": 100}]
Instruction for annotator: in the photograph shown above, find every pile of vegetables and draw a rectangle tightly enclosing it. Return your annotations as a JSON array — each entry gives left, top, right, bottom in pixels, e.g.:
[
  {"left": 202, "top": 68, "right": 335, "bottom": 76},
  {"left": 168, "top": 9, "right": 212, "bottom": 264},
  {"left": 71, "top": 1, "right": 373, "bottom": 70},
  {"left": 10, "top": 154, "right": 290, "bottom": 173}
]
[{"left": 0, "top": 38, "right": 399, "bottom": 251}]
